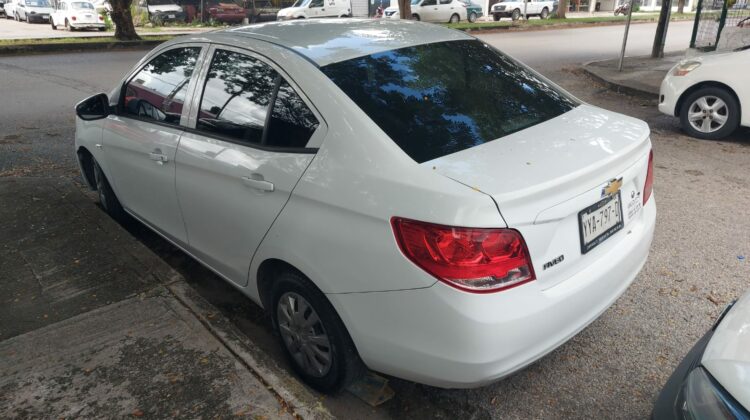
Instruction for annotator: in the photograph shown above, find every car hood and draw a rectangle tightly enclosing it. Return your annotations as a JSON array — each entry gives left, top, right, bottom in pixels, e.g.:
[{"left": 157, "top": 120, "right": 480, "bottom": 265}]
[
  {"left": 278, "top": 6, "right": 301, "bottom": 14},
  {"left": 702, "top": 289, "right": 750, "bottom": 410},
  {"left": 148, "top": 4, "right": 181, "bottom": 12},
  {"left": 27, "top": 6, "right": 54, "bottom": 12}
]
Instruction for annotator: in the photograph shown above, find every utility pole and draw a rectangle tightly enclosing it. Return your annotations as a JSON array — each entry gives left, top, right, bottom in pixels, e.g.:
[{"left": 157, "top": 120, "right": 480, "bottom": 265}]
[
  {"left": 617, "top": 0, "right": 635, "bottom": 71},
  {"left": 523, "top": 0, "right": 527, "bottom": 19},
  {"left": 652, "top": 0, "right": 673, "bottom": 57}
]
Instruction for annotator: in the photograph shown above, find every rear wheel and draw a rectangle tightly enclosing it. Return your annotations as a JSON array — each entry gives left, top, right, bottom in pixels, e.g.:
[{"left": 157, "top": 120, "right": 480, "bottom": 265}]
[
  {"left": 468, "top": 11, "right": 477, "bottom": 22},
  {"left": 449, "top": 13, "right": 459, "bottom": 23},
  {"left": 679, "top": 86, "right": 740, "bottom": 140},
  {"left": 271, "top": 269, "right": 364, "bottom": 393},
  {"left": 492, "top": 13, "right": 501, "bottom": 20},
  {"left": 540, "top": 7, "right": 549, "bottom": 18},
  {"left": 93, "top": 159, "right": 126, "bottom": 222},
  {"left": 412, "top": 13, "right": 420, "bottom": 20},
  {"left": 50, "top": 17, "right": 56, "bottom": 29},
  {"left": 511, "top": 8, "right": 520, "bottom": 20}
]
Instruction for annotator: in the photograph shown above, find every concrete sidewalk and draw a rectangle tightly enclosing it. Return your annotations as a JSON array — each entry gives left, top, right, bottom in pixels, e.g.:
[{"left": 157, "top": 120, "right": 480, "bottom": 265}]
[
  {"left": 582, "top": 52, "right": 685, "bottom": 97},
  {"left": 0, "top": 177, "right": 330, "bottom": 419}
]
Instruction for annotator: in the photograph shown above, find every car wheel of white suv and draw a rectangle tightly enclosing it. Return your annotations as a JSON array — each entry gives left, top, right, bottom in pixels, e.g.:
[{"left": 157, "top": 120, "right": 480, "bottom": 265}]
[
  {"left": 680, "top": 86, "right": 740, "bottom": 140},
  {"left": 272, "top": 269, "right": 364, "bottom": 393},
  {"left": 93, "top": 159, "right": 126, "bottom": 222}
]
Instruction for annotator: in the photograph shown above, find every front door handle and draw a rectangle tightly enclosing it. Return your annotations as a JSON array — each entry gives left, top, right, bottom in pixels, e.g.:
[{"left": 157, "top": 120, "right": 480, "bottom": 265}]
[
  {"left": 149, "top": 152, "right": 168, "bottom": 165},
  {"left": 242, "top": 176, "right": 274, "bottom": 192}
]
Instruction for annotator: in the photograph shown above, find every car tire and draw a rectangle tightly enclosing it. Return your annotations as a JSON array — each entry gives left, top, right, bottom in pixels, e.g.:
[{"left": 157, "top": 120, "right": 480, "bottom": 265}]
[
  {"left": 511, "top": 8, "right": 520, "bottom": 20},
  {"left": 93, "top": 159, "right": 126, "bottom": 222},
  {"left": 50, "top": 17, "right": 56, "bottom": 29},
  {"left": 449, "top": 13, "right": 459, "bottom": 23},
  {"left": 492, "top": 13, "right": 500, "bottom": 20},
  {"left": 412, "top": 13, "right": 420, "bottom": 20},
  {"left": 271, "top": 269, "right": 365, "bottom": 393},
  {"left": 98, "top": 26, "right": 105, "bottom": 31},
  {"left": 540, "top": 7, "right": 549, "bottom": 18},
  {"left": 679, "top": 86, "right": 740, "bottom": 140},
  {"left": 469, "top": 11, "right": 477, "bottom": 22}
]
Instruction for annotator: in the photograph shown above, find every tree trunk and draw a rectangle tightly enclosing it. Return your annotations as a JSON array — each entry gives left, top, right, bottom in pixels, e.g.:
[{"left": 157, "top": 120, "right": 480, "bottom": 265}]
[
  {"left": 398, "top": 0, "right": 412, "bottom": 19},
  {"left": 677, "top": 0, "right": 684, "bottom": 13},
  {"left": 557, "top": 0, "right": 568, "bottom": 18},
  {"left": 110, "top": 0, "right": 140, "bottom": 40},
  {"left": 651, "top": 0, "right": 671, "bottom": 57}
]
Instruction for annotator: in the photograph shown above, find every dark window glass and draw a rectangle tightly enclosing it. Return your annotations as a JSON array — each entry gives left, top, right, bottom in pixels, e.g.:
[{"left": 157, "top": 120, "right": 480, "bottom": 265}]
[
  {"left": 197, "top": 50, "right": 277, "bottom": 144},
  {"left": 123, "top": 47, "right": 200, "bottom": 126},
  {"left": 266, "top": 80, "right": 319, "bottom": 148},
  {"left": 422, "top": 0, "right": 436, "bottom": 5},
  {"left": 310, "top": 0, "right": 323, "bottom": 6},
  {"left": 321, "top": 40, "right": 578, "bottom": 163}
]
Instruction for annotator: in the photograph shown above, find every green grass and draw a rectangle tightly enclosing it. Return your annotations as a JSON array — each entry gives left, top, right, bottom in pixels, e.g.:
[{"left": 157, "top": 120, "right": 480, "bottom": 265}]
[
  {"left": 0, "top": 35, "right": 174, "bottom": 46},
  {"left": 446, "top": 12, "right": 695, "bottom": 31}
]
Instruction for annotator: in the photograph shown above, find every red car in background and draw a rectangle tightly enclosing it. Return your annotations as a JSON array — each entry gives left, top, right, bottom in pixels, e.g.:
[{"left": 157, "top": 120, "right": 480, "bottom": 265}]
[{"left": 205, "top": 0, "right": 246, "bottom": 23}]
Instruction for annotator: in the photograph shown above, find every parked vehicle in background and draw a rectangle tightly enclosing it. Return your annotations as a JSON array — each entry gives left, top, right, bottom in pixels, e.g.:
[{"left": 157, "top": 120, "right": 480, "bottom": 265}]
[
  {"left": 15, "top": 0, "right": 53, "bottom": 22},
  {"left": 384, "top": 0, "right": 468, "bottom": 23},
  {"left": 491, "top": 0, "right": 552, "bottom": 20},
  {"left": 51, "top": 0, "right": 105, "bottom": 30},
  {"left": 205, "top": 0, "right": 247, "bottom": 23},
  {"left": 4, "top": 0, "right": 17, "bottom": 18},
  {"left": 90, "top": 0, "right": 112, "bottom": 13},
  {"left": 652, "top": 290, "right": 750, "bottom": 419},
  {"left": 613, "top": 1, "right": 629, "bottom": 15},
  {"left": 0, "top": 1, "right": 6, "bottom": 17},
  {"left": 135, "top": 0, "right": 185, "bottom": 23},
  {"left": 659, "top": 48, "right": 749, "bottom": 140},
  {"left": 461, "top": 0, "right": 482, "bottom": 22},
  {"left": 74, "top": 19, "right": 655, "bottom": 393},
  {"left": 276, "top": 0, "right": 351, "bottom": 19}
]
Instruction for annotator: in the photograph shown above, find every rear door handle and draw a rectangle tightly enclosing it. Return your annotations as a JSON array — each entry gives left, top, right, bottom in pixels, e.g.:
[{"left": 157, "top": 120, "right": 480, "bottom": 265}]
[
  {"left": 149, "top": 152, "right": 168, "bottom": 165},
  {"left": 241, "top": 176, "right": 274, "bottom": 192}
]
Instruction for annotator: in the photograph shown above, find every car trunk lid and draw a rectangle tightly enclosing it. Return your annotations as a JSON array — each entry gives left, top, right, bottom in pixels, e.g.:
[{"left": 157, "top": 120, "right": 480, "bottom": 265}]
[{"left": 426, "top": 104, "right": 653, "bottom": 289}]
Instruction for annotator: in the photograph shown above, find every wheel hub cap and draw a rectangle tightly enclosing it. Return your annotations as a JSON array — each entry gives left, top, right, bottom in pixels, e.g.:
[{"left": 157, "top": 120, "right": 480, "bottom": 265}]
[
  {"left": 688, "top": 95, "right": 728, "bottom": 134},
  {"left": 277, "top": 292, "right": 332, "bottom": 377}
]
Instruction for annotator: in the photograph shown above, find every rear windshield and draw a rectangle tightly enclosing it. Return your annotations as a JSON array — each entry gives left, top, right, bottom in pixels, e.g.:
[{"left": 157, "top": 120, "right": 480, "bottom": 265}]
[{"left": 321, "top": 40, "right": 577, "bottom": 163}]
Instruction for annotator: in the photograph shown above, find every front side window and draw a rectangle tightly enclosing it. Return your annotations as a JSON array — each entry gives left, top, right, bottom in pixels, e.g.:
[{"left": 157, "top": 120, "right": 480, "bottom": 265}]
[
  {"left": 322, "top": 40, "right": 577, "bottom": 163},
  {"left": 196, "top": 49, "right": 319, "bottom": 149},
  {"left": 123, "top": 47, "right": 201, "bottom": 126},
  {"left": 309, "top": 0, "right": 323, "bottom": 7}
]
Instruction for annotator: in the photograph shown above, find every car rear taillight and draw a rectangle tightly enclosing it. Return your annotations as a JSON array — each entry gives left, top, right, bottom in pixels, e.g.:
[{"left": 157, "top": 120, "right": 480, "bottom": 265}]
[
  {"left": 643, "top": 150, "right": 654, "bottom": 205},
  {"left": 391, "top": 217, "right": 536, "bottom": 293},
  {"left": 71, "top": 15, "right": 77, "bottom": 20},
  {"left": 99, "top": 15, "right": 104, "bottom": 20}
]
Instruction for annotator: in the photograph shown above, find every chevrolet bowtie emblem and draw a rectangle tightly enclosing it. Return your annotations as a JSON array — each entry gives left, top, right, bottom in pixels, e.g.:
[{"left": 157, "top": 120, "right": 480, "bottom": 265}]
[{"left": 602, "top": 177, "right": 623, "bottom": 198}]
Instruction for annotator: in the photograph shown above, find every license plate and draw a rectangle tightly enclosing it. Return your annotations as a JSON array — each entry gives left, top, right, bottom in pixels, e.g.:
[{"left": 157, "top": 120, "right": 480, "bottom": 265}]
[
  {"left": 43, "top": 16, "right": 49, "bottom": 19},
  {"left": 168, "top": 14, "right": 175, "bottom": 18},
  {"left": 85, "top": 14, "right": 92, "bottom": 17},
  {"left": 578, "top": 192, "right": 623, "bottom": 254}
]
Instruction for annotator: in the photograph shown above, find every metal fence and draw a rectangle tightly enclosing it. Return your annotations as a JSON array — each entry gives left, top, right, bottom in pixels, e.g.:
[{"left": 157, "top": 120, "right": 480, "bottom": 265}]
[{"left": 690, "top": 0, "right": 750, "bottom": 50}]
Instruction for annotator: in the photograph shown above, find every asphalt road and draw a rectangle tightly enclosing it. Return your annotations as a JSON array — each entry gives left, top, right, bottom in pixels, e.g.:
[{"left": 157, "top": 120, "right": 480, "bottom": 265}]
[{"left": 1, "top": 22, "right": 749, "bottom": 419}]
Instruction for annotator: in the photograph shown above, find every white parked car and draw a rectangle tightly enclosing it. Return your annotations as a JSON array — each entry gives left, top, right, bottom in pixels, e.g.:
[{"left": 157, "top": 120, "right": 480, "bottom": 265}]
[
  {"left": 277, "top": 0, "right": 351, "bottom": 19},
  {"left": 51, "top": 0, "right": 105, "bottom": 30},
  {"left": 659, "top": 48, "right": 749, "bottom": 140},
  {"left": 74, "top": 19, "right": 655, "bottom": 392},
  {"left": 652, "top": 290, "right": 750, "bottom": 418},
  {"left": 134, "top": 0, "right": 185, "bottom": 23},
  {"left": 384, "top": 0, "right": 468, "bottom": 22},
  {"left": 13, "top": 0, "right": 53, "bottom": 22},
  {"left": 491, "top": 0, "right": 553, "bottom": 21},
  {"left": 2, "top": 0, "right": 15, "bottom": 18}
]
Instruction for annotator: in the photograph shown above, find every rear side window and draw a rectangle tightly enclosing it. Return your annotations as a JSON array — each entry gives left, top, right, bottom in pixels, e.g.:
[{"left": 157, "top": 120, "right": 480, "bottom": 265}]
[
  {"left": 123, "top": 47, "right": 201, "bottom": 126},
  {"left": 196, "top": 49, "right": 319, "bottom": 149},
  {"left": 321, "top": 39, "right": 577, "bottom": 163}
]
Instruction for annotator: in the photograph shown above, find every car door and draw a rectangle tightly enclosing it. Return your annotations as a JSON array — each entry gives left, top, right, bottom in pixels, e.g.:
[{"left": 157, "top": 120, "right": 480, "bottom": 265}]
[
  {"left": 307, "top": 0, "right": 323, "bottom": 16},
  {"left": 419, "top": 0, "right": 438, "bottom": 20},
  {"left": 175, "top": 45, "right": 323, "bottom": 286},
  {"left": 101, "top": 44, "right": 206, "bottom": 245},
  {"left": 16, "top": 0, "right": 24, "bottom": 18}
]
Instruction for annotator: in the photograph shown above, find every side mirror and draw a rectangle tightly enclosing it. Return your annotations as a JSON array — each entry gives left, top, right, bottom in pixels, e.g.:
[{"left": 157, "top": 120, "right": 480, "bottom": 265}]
[{"left": 76, "top": 93, "right": 110, "bottom": 121}]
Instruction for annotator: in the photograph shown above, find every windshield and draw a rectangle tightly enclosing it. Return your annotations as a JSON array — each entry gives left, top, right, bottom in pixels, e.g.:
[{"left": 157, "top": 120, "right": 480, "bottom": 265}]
[
  {"left": 410, "top": 0, "right": 419, "bottom": 4},
  {"left": 25, "top": 0, "right": 50, "bottom": 6},
  {"left": 292, "top": 0, "right": 310, "bottom": 6},
  {"left": 322, "top": 40, "right": 577, "bottom": 163},
  {"left": 71, "top": 1, "right": 94, "bottom": 8}
]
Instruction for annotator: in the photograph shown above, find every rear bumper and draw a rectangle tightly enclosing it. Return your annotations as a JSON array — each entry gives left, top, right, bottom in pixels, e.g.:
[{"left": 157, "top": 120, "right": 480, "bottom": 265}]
[
  {"left": 329, "top": 197, "right": 656, "bottom": 388},
  {"left": 70, "top": 22, "right": 105, "bottom": 28}
]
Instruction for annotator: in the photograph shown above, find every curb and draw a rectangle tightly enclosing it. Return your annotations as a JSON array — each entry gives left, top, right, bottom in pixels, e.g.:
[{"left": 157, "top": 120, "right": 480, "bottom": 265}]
[
  {"left": 0, "top": 39, "right": 167, "bottom": 56},
  {"left": 454, "top": 17, "right": 693, "bottom": 34},
  {"left": 581, "top": 59, "right": 659, "bottom": 99}
]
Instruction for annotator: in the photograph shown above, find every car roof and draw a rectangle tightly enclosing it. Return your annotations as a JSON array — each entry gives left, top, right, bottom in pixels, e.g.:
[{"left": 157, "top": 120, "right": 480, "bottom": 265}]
[{"left": 209, "top": 18, "right": 474, "bottom": 67}]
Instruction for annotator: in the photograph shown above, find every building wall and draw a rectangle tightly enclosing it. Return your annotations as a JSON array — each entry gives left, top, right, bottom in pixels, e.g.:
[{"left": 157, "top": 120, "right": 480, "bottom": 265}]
[{"left": 352, "top": 0, "right": 369, "bottom": 16}]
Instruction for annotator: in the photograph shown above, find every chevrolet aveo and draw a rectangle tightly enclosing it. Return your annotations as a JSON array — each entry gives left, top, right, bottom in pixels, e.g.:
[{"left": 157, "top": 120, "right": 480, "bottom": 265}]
[{"left": 74, "top": 19, "right": 656, "bottom": 392}]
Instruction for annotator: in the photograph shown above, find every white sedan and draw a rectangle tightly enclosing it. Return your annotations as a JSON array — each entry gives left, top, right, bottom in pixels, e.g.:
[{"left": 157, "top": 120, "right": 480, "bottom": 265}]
[
  {"left": 384, "top": 0, "right": 467, "bottom": 22},
  {"left": 652, "top": 290, "right": 750, "bottom": 418},
  {"left": 659, "top": 47, "right": 750, "bottom": 140},
  {"left": 74, "top": 19, "right": 655, "bottom": 392},
  {"left": 50, "top": 0, "right": 105, "bottom": 30}
]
